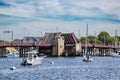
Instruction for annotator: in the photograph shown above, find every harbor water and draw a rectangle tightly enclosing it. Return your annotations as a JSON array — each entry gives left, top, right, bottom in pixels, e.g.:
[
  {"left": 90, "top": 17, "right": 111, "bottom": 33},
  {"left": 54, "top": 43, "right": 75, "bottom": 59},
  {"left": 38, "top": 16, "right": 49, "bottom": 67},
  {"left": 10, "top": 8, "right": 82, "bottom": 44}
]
[{"left": 0, "top": 57, "right": 120, "bottom": 80}]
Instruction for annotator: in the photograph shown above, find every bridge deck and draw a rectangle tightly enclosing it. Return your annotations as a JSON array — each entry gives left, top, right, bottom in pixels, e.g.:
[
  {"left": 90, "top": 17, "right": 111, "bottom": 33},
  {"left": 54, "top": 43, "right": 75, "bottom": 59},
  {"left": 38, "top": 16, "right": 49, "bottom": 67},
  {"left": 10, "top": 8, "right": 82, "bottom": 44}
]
[
  {"left": 0, "top": 42, "right": 120, "bottom": 49},
  {"left": 0, "top": 43, "right": 52, "bottom": 47}
]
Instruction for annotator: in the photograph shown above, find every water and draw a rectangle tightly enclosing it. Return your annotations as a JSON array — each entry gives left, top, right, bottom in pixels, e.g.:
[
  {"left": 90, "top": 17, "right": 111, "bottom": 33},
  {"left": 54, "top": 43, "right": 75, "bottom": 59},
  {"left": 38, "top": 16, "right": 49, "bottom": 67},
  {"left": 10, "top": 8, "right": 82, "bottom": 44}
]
[{"left": 0, "top": 57, "right": 120, "bottom": 80}]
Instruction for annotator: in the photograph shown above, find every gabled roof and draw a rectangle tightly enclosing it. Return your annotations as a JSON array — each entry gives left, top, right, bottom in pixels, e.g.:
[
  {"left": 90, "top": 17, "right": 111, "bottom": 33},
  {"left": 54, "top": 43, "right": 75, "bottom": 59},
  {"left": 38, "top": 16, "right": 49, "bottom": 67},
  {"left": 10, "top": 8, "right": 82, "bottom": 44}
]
[
  {"left": 62, "top": 33, "right": 79, "bottom": 44},
  {"left": 43, "top": 32, "right": 78, "bottom": 45}
]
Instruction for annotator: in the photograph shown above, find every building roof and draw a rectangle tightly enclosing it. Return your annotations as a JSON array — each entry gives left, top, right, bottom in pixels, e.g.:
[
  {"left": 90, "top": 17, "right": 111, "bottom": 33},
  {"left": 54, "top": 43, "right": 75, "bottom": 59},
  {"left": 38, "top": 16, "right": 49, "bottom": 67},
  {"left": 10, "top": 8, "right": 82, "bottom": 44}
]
[{"left": 43, "top": 32, "right": 79, "bottom": 45}]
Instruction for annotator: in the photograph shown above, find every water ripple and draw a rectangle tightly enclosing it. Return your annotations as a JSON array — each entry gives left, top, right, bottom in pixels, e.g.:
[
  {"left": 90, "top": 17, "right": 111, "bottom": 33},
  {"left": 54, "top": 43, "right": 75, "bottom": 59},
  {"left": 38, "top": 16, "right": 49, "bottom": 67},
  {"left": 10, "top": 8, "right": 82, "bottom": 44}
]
[{"left": 0, "top": 57, "right": 120, "bottom": 80}]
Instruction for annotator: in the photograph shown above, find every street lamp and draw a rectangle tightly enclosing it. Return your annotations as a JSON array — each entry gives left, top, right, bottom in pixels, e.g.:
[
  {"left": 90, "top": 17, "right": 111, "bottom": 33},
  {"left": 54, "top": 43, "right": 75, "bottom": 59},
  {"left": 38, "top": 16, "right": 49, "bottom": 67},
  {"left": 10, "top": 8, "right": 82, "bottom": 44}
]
[{"left": 4, "top": 31, "right": 13, "bottom": 42}]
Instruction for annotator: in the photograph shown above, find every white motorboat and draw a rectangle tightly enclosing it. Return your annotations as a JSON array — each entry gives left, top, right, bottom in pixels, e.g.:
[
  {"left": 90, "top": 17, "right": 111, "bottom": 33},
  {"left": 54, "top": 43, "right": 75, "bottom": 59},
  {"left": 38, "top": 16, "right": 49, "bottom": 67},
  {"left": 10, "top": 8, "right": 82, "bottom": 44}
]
[
  {"left": 21, "top": 50, "right": 44, "bottom": 66},
  {"left": 111, "top": 51, "right": 120, "bottom": 58}
]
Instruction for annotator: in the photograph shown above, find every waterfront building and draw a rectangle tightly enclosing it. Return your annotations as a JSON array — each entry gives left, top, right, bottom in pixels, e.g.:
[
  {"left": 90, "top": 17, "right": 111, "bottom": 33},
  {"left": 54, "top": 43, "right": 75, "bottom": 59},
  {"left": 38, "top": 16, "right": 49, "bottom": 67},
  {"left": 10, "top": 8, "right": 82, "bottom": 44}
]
[{"left": 38, "top": 32, "right": 81, "bottom": 57}]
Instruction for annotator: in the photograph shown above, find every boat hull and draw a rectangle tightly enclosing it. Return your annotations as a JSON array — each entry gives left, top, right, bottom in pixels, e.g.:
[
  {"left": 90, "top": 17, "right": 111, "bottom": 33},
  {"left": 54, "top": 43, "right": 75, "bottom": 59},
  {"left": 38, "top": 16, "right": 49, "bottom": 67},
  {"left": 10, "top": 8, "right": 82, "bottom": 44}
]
[
  {"left": 21, "top": 57, "right": 43, "bottom": 66},
  {"left": 82, "top": 58, "right": 92, "bottom": 62},
  {"left": 111, "top": 54, "right": 120, "bottom": 58},
  {"left": 82, "top": 55, "right": 92, "bottom": 62}
]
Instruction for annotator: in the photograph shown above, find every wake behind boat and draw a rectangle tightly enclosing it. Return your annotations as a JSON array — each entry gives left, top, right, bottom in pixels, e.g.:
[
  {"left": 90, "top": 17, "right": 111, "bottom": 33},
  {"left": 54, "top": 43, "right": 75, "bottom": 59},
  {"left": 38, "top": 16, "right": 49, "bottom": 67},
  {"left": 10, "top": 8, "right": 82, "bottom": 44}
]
[{"left": 21, "top": 50, "right": 44, "bottom": 66}]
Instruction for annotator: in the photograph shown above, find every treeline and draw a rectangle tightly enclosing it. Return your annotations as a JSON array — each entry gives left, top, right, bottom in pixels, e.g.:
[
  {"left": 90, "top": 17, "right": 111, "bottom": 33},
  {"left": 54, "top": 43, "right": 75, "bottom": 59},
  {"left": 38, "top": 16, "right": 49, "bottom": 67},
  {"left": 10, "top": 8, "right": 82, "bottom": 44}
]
[
  {"left": 0, "top": 40, "right": 7, "bottom": 42},
  {"left": 79, "top": 31, "right": 120, "bottom": 45}
]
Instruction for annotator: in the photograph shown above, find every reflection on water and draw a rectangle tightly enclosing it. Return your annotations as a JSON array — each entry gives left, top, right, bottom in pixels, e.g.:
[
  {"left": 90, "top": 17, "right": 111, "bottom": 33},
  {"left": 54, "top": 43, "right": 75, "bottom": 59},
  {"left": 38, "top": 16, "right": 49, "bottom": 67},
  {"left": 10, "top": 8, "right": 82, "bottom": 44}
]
[{"left": 0, "top": 57, "right": 120, "bottom": 80}]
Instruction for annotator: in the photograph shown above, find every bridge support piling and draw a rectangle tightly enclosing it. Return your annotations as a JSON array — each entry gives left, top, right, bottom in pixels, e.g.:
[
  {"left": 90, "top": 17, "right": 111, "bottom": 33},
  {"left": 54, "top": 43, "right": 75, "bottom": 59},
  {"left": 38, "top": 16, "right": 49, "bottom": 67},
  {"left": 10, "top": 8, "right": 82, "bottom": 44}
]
[
  {"left": 0, "top": 47, "right": 7, "bottom": 57},
  {"left": 19, "top": 47, "right": 33, "bottom": 57}
]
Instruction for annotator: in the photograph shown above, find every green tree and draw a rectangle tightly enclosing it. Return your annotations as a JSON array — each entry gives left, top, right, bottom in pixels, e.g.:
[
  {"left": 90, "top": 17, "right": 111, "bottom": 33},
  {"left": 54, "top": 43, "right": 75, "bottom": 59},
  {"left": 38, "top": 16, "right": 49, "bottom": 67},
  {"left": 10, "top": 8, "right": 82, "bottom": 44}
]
[
  {"left": 115, "top": 36, "right": 120, "bottom": 45},
  {"left": 79, "top": 31, "right": 120, "bottom": 45},
  {"left": 98, "top": 31, "right": 110, "bottom": 45},
  {"left": 0, "top": 40, "right": 5, "bottom": 42},
  {"left": 88, "top": 35, "right": 96, "bottom": 44},
  {"left": 80, "top": 37, "right": 86, "bottom": 43}
]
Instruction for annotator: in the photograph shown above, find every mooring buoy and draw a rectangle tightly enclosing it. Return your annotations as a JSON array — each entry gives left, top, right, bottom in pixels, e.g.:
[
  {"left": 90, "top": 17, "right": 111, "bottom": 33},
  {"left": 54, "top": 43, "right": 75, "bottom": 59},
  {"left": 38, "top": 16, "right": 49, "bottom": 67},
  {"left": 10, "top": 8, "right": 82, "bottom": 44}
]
[{"left": 10, "top": 66, "right": 16, "bottom": 70}]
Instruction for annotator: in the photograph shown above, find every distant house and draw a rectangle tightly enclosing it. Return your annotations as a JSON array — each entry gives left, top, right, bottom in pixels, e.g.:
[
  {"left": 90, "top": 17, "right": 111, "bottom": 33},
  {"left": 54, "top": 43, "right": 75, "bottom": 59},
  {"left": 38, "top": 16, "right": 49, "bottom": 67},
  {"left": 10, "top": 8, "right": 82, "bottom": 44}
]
[
  {"left": 22, "top": 37, "right": 44, "bottom": 43},
  {"left": 13, "top": 39, "right": 23, "bottom": 43}
]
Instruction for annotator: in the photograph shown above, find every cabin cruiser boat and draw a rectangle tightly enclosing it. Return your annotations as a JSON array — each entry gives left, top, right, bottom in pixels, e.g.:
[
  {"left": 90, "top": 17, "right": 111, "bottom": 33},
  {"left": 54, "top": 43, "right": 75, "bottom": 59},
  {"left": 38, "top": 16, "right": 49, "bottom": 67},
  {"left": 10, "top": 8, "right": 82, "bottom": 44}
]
[{"left": 21, "top": 50, "right": 44, "bottom": 66}]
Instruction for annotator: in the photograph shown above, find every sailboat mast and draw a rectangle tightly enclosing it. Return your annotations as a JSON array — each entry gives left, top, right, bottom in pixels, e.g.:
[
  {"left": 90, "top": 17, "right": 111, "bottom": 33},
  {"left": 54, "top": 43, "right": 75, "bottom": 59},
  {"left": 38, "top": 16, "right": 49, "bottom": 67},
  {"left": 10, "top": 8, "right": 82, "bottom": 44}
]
[{"left": 85, "top": 23, "right": 88, "bottom": 54}]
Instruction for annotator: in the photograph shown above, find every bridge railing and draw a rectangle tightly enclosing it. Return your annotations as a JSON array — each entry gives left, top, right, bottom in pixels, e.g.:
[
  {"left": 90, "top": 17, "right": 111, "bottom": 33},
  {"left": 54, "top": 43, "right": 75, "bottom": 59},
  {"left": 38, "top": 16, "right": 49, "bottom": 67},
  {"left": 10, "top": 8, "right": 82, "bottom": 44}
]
[
  {"left": 81, "top": 43, "right": 120, "bottom": 49},
  {"left": 0, "top": 42, "right": 52, "bottom": 47},
  {"left": 0, "top": 42, "right": 120, "bottom": 48}
]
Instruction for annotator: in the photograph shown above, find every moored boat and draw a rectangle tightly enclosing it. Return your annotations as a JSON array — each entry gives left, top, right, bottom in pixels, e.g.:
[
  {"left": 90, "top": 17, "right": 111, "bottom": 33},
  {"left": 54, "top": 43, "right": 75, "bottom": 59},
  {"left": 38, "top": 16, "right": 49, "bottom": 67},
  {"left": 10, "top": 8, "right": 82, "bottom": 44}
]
[
  {"left": 82, "top": 54, "right": 92, "bottom": 62},
  {"left": 111, "top": 51, "right": 120, "bottom": 58},
  {"left": 82, "top": 23, "right": 93, "bottom": 62},
  {"left": 21, "top": 50, "right": 44, "bottom": 66}
]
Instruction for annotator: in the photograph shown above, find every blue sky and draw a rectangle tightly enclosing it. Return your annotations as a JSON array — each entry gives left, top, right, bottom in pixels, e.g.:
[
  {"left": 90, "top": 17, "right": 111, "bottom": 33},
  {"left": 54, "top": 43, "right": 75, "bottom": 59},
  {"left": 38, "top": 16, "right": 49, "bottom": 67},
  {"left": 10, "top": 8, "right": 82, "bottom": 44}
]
[{"left": 0, "top": 0, "right": 120, "bottom": 41}]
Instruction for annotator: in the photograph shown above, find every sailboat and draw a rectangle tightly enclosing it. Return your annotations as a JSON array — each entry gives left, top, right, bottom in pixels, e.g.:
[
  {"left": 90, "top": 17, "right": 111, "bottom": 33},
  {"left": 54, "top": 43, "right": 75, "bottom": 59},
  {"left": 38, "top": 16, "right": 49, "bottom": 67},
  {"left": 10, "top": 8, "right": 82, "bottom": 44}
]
[{"left": 82, "top": 23, "right": 93, "bottom": 62}]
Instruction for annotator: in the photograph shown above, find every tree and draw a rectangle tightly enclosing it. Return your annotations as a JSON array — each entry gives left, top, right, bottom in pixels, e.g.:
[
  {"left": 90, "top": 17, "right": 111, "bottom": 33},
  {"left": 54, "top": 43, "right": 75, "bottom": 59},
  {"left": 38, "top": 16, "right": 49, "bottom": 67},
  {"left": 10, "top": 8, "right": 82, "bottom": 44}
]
[
  {"left": 88, "top": 35, "right": 96, "bottom": 44},
  {"left": 0, "top": 40, "right": 6, "bottom": 42},
  {"left": 107, "top": 37, "right": 115, "bottom": 45},
  {"left": 79, "top": 31, "right": 120, "bottom": 45},
  {"left": 80, "top": 37, "right": 86, "bottom": 43},
  {"left": 98, "top": 31, "right": 110, "bottom": 45},
  {"left": 115, "top": 36, "right": 120, "bottom": 45}
]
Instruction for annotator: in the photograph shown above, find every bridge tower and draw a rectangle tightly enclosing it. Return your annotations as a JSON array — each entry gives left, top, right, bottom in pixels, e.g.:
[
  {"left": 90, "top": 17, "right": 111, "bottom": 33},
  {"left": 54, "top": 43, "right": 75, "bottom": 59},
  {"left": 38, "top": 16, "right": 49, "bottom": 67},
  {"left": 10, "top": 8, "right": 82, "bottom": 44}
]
[{"left": 52, "top": 34, "right": 64, "bottom": 57}]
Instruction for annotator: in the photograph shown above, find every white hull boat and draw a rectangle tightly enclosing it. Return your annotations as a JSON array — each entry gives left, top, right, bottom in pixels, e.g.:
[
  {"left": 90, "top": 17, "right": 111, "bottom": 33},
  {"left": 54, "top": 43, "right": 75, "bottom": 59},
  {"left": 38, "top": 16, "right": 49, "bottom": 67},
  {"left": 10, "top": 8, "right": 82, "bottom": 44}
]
[
  {"left": 21, "top": 50, "right": 44, "bottom": 66},
  {"left": 82, "top": 55, "right": 92, "bottom": 62}
]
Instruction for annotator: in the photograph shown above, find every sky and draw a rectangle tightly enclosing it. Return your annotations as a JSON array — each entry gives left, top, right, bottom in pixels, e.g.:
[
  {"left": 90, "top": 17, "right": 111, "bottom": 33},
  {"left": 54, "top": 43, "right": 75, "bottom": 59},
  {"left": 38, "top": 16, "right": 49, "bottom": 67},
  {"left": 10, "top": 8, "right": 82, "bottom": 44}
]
[{"left": 0, "top": 0, "right": 120, "bottom": 41}]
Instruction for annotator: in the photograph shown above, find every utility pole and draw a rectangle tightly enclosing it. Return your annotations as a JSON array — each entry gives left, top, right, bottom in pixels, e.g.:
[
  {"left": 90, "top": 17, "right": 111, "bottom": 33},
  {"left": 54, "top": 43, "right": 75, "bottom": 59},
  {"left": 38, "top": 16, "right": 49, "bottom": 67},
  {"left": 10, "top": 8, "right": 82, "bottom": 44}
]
[
  {"left": 103, "top": 35, "right": 105, "bottom": 46},
  {"left": 56, "top": 27, "right": 58, "bottom": 33},
  {"left": 115, "top": 29, "right": 117, "bottom": 46},
  {"left": 27, "top": 32, "right": 30, "bottom": 37},
  {"left": 94, "top": 32, "right": 96, "bottom": 44},
  {"left": 4, "top": 31, "right": 13, "bottom": 42},
  {"left": 78, "top": 28, "right": 81, "bottom": 43}
]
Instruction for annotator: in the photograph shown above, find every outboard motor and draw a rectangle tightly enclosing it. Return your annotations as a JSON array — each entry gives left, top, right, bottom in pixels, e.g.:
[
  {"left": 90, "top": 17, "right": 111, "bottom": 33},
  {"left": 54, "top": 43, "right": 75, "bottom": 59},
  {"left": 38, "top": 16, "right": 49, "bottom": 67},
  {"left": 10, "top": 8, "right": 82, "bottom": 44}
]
[{"left": 21, "top": 58, "right": 27, "bottom": 66}]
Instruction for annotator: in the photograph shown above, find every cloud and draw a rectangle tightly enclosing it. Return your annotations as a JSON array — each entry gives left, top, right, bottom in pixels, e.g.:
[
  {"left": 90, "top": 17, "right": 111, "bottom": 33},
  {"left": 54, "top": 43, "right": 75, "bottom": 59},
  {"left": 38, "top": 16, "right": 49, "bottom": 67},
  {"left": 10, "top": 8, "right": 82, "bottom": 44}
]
[
  {"left": 0, "top": 0, "right": 120, "bottom": 40},
  {"left": 0, "top": 0, "right": 120, "bottom": 21}
]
